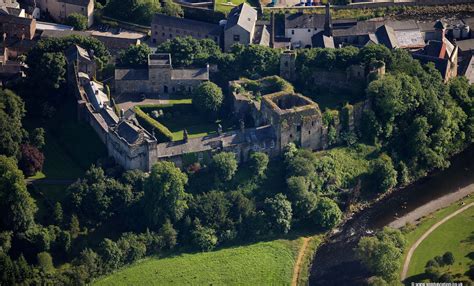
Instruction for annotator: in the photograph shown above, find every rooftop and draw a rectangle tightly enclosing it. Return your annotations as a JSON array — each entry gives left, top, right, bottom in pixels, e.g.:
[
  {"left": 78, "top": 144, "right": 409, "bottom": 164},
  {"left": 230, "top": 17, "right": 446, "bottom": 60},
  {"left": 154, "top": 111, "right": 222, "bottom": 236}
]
[
  {"left": 225, "top": 3, "right": 257, "bottom": 33},
  {"left": 149, "top": 53, "right": 171, "bottom": 66},
  {"left": 152, "top": 14, "right": 221, "bottom": 36}
]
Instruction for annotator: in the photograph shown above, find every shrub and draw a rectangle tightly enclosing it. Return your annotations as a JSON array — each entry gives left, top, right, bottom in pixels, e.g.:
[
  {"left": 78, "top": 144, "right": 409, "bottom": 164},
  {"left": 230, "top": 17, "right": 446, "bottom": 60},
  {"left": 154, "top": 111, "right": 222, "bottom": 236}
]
[
  {"left": 312, "top": 197, "right": 342, "bottom": 230},
  {"left": 442, "top": 251, "right": 455, "bottom": 265},
  {"left": 192, "top": 225, "right": 218, "bottom": 251},
  {"left": 66, "top": 13, "right": 88, "bottom": 30},
  {"left": 249, "top": 152, "right": 269, "bottom": 178},
  {"left": 134, "top": 106, "right": 173, "bottom": 142}
]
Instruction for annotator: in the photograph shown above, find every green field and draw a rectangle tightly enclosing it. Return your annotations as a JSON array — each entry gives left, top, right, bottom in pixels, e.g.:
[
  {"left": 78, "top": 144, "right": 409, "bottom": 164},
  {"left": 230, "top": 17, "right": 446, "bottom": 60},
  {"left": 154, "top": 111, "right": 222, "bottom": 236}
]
[
  {"left": 403, "top": 196, "right": 474, "bottom": 283},
  {"left": 95, "top": 238, "right": 302, "bottom": 286},
  {"left": 140, "top": 100, "right": 237, "bottom": 141},
  {"left": 214, "top": 0, "right": 257, "bottom": 13}
]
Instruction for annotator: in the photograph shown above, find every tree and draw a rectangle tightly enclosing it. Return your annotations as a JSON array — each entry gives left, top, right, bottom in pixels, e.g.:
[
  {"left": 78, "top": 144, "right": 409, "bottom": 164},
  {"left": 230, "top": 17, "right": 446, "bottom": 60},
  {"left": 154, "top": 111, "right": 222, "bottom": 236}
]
[
  {"left": 368, "top": 154, "right": 397, "bottom": 193},
  {"left": 117, "top": 44, "right": 152, "bottom": 67},
  {"left": 211, "top": 152, "right": 238, "bottom": 182},
  {"left": 231, "top": 44, "right": 281, "bottom": 78},
  {"left": 0, "top": 156, "right": 37, "bottom": 232},
  {"left": 286, "top": 176, "right": 317, "bottom": 219},
  {"left": 312, "top": 197, "right": 342, "bottom": 230},
  {"left": 156, "top": 37, "right": 222, "bottom": 67},
  {"left": 104, "top": 0, "right": 161, "bottom": 25},
  {"left": 263, "top": 193, "right": 292, "bottom": 234},
  {"left": 249, "top": 152, "right": 269, "bottom": 178},
  {"left": 192, "top": 224, "right": 218, "bottom": 251},
  {"left": 18, "top": 144, "right": 45, "bottom": 177},
  {"left": 144, "top": 161, "right": 188, "bottom": 228},
  {"left": 0, "top": 89, "right": 26, "bottom": 158},
  {"left": 99, "top": 238, "right": 123, "bottom": 271},
  {"left": 193, "top": 82, "right": 224, "bottom": 118},
  {"left": 158, "top": 220, "right": 178, "bottom": 250},
  {"left": 38, "top": 52, "right": 67, "bottom": 90},
  {"left": 53, "top": 202, "right": 63, "bottom": 225},
  {"left": 74, "top": 248, "right": 102, "bottom": 281},
  {"left": 356, "top": 228, "right": 406, "bottom": 282},
  {"left": 66, "top": 13, "right": 88, "bottom": 30},
  {"left": 37, "top": 252, "right": 54, "bottom": 273},
  {"left": 442, "top": 251, "right": 455, "bottom": 265},
  {"left": 30, "top": 128, "right": 45, "bottom": 149},
  {"left": 69, "top": 214, "right": 80, "bottom": 239},
  {"left": 359, "top": 44, "right": 393, "bottom": 67},
  {"left": 0, "top": 231, "right": 12, "bottom": 253},
  {"left": 189, "top": 191, "right": 231, "bottom": 232},
  {"left": 161, "top": 0, "right": 183, "bottom": 17},
  {"left": 117, "top": 233, "right": 147, "bottom": 263}
]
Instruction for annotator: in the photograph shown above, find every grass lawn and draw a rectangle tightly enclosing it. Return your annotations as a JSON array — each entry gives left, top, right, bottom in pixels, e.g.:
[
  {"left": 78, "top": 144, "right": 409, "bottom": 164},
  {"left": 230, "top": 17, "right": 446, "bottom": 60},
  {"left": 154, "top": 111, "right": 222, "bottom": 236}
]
[
  {"left": 141, "top": 100, "right": 237, "bottom": 141},
  {"left": 214, "top": 0, "right": 258, "bottom": 13},
  {"left": 95, "top": 238, "right": 302, "bottom": 286},
  {"left": 24, "top": 98, "right": 107, "bottom": 180},
  {"left": 403, "top": 196, "right": 474, "bottom": 283}
]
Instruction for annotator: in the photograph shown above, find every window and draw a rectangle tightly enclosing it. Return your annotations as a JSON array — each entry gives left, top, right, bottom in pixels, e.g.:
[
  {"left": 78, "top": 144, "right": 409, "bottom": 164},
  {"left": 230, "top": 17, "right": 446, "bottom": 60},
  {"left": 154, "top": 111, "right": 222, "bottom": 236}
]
[
  {"left": 308, "top": 130, "right": 311, "bottom": 134},
  {"left": 284, "top": 61, "right": 288, "bottom": 67},
  {"left": 170, "top": 34, "right": 173, "bottom": 38},
  {"left": 214, "top": 36, "right": 218, "bottom": 42},
  {"left": 233, "top": 34, "right": 240, "bottom": 41},
  {"left": 291, "top": 30, "right": 294, "bottom": 35},
  {"left": 177, "top": 30, "right": 180, "bottom": 34},
  {"left": 308, "top": 29, "right": 311, "bottom": 32},
  {"left": 81, "top": 7, "right": 84, "bottom": 11},
  {"left": 162, "top": 33, "right": 165, "bottom": 36},
  {"left": 162, "top": 26, "right": 164, "bottom": 30},
  {"left": 155, "top": 31, "right": 157, "bottom": 35},
  {"left": 297, "top": 125, "right": 301, "bottom": 132}
]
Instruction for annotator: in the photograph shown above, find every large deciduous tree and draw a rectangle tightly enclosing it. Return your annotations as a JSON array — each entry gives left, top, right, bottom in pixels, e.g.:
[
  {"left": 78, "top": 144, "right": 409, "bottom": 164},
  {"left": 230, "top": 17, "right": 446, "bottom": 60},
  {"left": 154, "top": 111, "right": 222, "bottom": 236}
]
[
  {"left": 210, "top": 152, "right": 237, "bottom": 182},
  {"left": 117, "top": 44, "right": 152, "bottom": 68},
  {"left": 0, "top": 156, "right": 37, "bottom": 232},
  {"left": 312, "top": 197, "right": 342, "bottom": 230},
  {"left": 193, "top": 82, "right": 223, "bottom": 117},
  {"left": 0, "top": 89, "right": 26, "bottom": 158},
  {"left": 143, "top": 161, "right": 189, "bottom": 228},
  {"left": 263, "top": 193, "right": 292, "bottom": 234}
]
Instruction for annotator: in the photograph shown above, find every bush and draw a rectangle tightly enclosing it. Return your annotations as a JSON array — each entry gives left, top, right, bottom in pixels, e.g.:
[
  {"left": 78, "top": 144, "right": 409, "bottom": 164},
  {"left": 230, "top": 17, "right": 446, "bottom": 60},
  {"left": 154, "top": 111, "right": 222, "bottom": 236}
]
[
  {"left": 18, "top": 144, "right": 44, "bottom": 177},
  {"left": 134, "top": 106, "right": 173, "bottom": 142},
  {"left": 442, "top": 251, "right": 455, "bottom": 265},
  {"left": 192, "top": 225, "right": 218, "bottom": 251},
  {"left": 66, "top": 13, "right": 88, "bottom": 30},
  {"left": 368, "top": 154, "right": 397, "bottom": 193}
]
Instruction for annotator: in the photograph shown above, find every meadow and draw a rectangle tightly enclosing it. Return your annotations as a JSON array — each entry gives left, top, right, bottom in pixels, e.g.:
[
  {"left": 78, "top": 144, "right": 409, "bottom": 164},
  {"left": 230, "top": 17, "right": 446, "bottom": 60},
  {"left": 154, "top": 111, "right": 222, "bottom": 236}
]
[{"left": 95, "top": 238, "right": 303, "bottom": 286}]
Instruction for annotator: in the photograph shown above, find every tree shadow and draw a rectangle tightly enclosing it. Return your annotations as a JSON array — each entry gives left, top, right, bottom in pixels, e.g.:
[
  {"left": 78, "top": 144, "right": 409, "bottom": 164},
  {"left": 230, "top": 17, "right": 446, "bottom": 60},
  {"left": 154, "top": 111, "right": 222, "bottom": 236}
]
[{"left": 404, "top": 273, "right": 428, "bottom": 285}]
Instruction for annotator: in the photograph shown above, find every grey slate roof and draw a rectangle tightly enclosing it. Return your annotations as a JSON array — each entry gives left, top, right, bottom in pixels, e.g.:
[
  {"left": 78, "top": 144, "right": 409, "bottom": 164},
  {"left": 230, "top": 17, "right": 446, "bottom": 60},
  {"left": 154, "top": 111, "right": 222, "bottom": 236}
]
[
  {"left": 285, "top": 13, "right": 325, "bottom": 29},
  {"left": 115, "top": 68, "right": 148, "bottom": 81},
  {"left": 456, "top": 38, "right": 474, "bottom": 53},
  {"left": 58, "top": 0, "right": 91, "bottom": 6},
  {"left": 225, "top": 3, "right": 257, "bottom": 33},
  {"left": 156, "top": 125, "right": 275, "bottom": 158},
  {"left": 171, "top": 68, "right": 209, "bottom": 80},
  {"left": 152, "top": 14, "right": 221, "bottom": 36},
  {"left": 116, "top": 121, "right": 143, "bottom": 145},
  {"left": 375, "top": 25, "right": 398, "bottom": 49},
  {"left": 252, "top": 24, "right": 270, "bottom": 46},
  {"left": 312, "top": 31, "right": 335, "bottom": 48},
  {"left": 65, "top": 45, "right": 94, "bottom": 64}
]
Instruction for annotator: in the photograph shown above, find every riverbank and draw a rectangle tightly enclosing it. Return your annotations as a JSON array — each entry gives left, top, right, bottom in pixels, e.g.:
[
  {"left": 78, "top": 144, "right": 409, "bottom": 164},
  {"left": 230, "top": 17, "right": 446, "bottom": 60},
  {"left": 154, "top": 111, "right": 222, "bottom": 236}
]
[
  {"left": 309, "top": 145, "right": 474, "bottom": 285},
  {"left": 390, "top": 183, "right": 474, "bottom": 229}
]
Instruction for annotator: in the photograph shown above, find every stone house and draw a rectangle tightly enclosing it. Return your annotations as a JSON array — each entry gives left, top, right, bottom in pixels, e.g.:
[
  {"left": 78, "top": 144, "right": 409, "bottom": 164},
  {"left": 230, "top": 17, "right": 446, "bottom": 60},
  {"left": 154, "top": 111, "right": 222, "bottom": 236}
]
[
  {"left": 115, "top": 53, "right": 209, "bottom": 96},
  {"left": 65, "top": 44, "right": 96, "bottom": 78},
  {"left": 36, "top": 0, "right": 94, "bottom": 27},
  {"left": 223, "top": 3, "right": 258, "bottom": 51},
  {"left": 0, "top": 12, "right": 36, "bottom": 40},
  {"left": 151, "top": 14, "right": 221, "bottom": 46}
]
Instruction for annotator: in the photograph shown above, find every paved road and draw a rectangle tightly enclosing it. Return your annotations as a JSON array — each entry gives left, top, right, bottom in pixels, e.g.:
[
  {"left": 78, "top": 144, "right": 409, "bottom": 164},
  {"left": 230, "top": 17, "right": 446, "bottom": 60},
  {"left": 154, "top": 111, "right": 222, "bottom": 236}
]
[
  {"left": 389, "top": 183, "right": 474, "bottom": 228},
  {"left": 400, "top": 201, "right": 474, "bottom": 280}
]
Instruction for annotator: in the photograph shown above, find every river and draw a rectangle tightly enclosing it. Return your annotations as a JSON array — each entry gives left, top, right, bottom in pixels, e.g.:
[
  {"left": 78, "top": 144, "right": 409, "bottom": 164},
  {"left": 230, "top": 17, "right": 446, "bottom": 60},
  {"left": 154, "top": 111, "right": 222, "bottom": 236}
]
[{"left": 308, "top": 145, "right": 474, "bottom": 286}]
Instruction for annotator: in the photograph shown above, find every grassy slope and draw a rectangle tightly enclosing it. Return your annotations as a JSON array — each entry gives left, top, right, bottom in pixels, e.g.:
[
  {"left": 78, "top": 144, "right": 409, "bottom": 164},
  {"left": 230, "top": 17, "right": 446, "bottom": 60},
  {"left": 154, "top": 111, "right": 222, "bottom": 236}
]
[
  {"left": 403, "top": 196, "right": 474, "bottom": 282},
  {"left": 95, "top": 238, "right": 302, "bottom": 286}
]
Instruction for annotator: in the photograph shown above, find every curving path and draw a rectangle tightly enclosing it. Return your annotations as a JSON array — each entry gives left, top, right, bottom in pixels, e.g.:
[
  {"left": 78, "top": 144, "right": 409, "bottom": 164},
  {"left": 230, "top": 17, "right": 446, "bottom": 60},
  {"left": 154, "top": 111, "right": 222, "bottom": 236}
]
[
  {"left": 292, "top": 237, "right": 310, "bottom": 286},
  {"left": 400, "top": 201, "right": 474, "bottom": 281}
]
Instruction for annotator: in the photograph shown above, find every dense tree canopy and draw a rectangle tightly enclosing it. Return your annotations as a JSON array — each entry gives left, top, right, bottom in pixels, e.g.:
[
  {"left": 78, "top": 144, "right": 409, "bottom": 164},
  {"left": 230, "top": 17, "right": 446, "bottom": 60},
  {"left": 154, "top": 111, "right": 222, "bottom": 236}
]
[
  {"left": 263, "top": 193, "right": 293, "bottom": 234},
  {"left": 210, "top": 152, "right": 238, "bottom": 182},
  {"left": 0, "top": 89, "right": 26, "bottom": 158},
  {"left": 0, "top": 156, "right": 37, "bottom": 232},
  {"left": 117, "top": 44, "right": 152, "bottom": 67}
]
